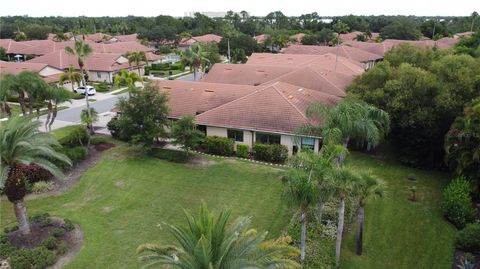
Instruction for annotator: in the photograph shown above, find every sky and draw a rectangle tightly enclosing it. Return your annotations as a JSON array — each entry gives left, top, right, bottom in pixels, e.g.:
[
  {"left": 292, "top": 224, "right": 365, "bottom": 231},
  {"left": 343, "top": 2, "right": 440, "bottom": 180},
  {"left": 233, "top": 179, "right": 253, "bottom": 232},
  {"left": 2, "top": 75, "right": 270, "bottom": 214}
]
[{"left": 1, "top": 0, "right": 478, "bottom": 17}]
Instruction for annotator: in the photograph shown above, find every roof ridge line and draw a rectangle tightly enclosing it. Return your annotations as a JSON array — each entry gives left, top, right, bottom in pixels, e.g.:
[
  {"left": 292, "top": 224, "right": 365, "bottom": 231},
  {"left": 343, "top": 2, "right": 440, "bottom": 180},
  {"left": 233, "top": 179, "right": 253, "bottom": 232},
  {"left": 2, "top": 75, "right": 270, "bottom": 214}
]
[
  {"left": 309, "top": 67, "right": 345, "bottom": 94},
  {"left": 271, "top": 83, "right": 310, "bottom": 122}
]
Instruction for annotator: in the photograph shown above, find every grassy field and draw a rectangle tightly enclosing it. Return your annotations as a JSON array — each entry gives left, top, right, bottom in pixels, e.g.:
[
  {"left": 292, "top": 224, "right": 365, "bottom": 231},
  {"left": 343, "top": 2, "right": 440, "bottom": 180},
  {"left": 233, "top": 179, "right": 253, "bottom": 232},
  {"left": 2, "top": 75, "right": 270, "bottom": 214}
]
[
  {"left": 0, "top": 146, "right": 290, "bottom": 268},
  {"left": 0, "top": 146, "right": 456, "bottom": 268},
  {"left": 341, "top": 151, "right": 456, "bottom": 269}
]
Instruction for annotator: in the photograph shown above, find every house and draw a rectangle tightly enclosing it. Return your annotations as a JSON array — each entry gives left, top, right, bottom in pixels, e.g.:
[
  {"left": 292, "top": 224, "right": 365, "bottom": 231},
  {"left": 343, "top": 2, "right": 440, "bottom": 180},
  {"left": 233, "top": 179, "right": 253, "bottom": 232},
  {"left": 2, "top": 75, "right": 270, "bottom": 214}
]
[
  {"left": 107, "top": 34, "right": 139, "bottom": 43},
  {"left": 27, "top": 50, "right": 142, "bottom": 83},
  {"left": 202, "top": 64, "right": 296, "bottom": 86},
  {"left": 254, "top": 34, "right": 269, "bottom": 44},
  {"left": 282, "top": 44, "right": 384, "bottom": 69},
  {"left": 0, "top": 60, "right": 67, "bottom": 85},
  {"left": 0, "top": 39, "right": 36, "bottom": 61},
  {"left": 246, "top": 53, "right": 365, "bottom": 77},
  {"left": 338, "top": 31, "right": 380, "bottom": 42},
  {"left": 290, "top": 33, "right": 306, "bottom": 43},
  {"left": 156, "top": 80, "right": 340, "bottom": 155},
  {"left": 179, "top": 34, "right": 223, "bottom": 49}
]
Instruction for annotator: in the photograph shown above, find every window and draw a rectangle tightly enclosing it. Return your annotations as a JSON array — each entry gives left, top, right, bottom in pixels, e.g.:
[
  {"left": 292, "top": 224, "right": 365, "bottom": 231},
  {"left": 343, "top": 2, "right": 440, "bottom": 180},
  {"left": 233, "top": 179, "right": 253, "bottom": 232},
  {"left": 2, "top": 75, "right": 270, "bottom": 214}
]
[
  {"left": 256, "top": 133, "right": 280, "bottom": 144},
  {"left": 197, "top": 125, "right": 207, "bottom": 136},
  {"left": 97, "top": 72, "right": 101, "bottom": 78},
  {"left": 227, "top": 129, "right": 243, "bottom": 142},
  {"left": 301, "top": 137, "right": 315, "bottom": 150}
]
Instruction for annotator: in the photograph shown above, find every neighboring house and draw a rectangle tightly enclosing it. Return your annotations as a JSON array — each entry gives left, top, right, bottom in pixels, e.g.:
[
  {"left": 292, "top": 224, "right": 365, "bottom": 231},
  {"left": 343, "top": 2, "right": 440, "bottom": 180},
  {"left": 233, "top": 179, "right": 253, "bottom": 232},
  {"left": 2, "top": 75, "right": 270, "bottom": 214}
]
[
  {"left": 246, "top": 53, "right": 365, "bottom": 77},
  {"left": 282, "top": 44, "right": 383, "bottom": 69},
  {"left": 0, "top": 60, "right": 71, "bottom": 88},
  {"left": 254, "top": 34, "right": 269, "bottom": 44},
  {"left": 156, "top": 80, "right": 340, "bottom": 155},
  {"left": 0, "top": 39, "right": 36, "bottom": 61},
  {"left": 178, "top": 34, "right": 223, "bottom": 49},
  {"left": 202, "top": 64, "right": 296, "bottom": 86},
  {"left": 27, "top": 50, "right": 143, "bottom": 83},
  {"left": 107, "top": 34, "right": 139, "bottom": 43},
  {"left": 338, "top": 31, "right": 380, "bottom": 42},
  {"left": 290, "top": 33, "right": 306, "bottom": 44}
]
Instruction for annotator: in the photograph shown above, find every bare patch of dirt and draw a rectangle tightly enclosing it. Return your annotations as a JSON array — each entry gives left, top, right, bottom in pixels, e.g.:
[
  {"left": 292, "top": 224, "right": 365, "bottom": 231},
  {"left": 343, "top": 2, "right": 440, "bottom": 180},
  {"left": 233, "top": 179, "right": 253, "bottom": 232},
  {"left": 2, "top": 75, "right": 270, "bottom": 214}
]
[
  {"left": 223, "top": 159, "right": 238, "bottom": 164},
  {"left": 26, "top": 143, "right": 115, "bottom": 200},
  {"left": 186, "top": 155, "right": 216, "bottom": 167}
]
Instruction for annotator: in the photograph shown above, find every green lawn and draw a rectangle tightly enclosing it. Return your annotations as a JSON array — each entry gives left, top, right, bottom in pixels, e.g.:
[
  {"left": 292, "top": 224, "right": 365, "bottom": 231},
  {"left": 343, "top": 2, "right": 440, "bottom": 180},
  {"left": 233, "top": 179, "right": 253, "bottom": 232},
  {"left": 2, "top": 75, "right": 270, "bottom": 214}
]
[
  {"left": 0, "top": 104, "right": 21, "bottom": 118},
  {"left": 0, "top": 146, "right": 290, "bottom": 268},
  {"left": 0, "top": 146, "right": 456, "bottom": 268},
  {"left": 341, "top": 152, "right": 456, "bottom": 269}
]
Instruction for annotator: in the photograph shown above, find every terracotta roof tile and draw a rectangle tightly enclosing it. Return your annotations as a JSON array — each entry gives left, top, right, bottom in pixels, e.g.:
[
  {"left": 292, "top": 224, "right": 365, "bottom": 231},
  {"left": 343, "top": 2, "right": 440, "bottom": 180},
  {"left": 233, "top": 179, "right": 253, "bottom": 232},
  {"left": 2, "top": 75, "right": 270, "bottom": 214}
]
[
  {"left": 282, "top": 44, "right": 383, "bottom": 63},
  {"left": 0, "top": 61, "right": 63, "bottom": 83},
  {"left": 202, "top": 64, "right": 295, "bottom": 85}
]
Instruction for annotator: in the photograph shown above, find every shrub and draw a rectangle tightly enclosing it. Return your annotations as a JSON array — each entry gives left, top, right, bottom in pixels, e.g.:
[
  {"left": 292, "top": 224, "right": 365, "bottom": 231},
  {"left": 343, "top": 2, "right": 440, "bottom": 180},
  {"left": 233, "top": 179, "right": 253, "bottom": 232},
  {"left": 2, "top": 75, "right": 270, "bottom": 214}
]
[
  {"left": 157, "top": 46, "right": 172, "bottom": 54},
  {"left": 203, "top": 136, "right": 234, "bottom": 156},
  {"left": 441, "top": 177, "right": 476, "bottom": 228},
  {"left": 31, "top": 181, "right": 55, "bottom": 194},
  {"left": 70, "top": 93, "right": 84, "bottom": 100},
  {"left": 42, "top": 236, "right": 57, "bottom": 250},
  {"left": 57, "top": 241, "right": 68, "bottom": 255},
  {"left": 7, "top": 95, "right": 19, "bottom": 102},
  {"left": 52, "top": 227, "right": 66, "bottom": 238},
  {"left": 4, "top": 224, "right": 19, "bottom": 234},
  {"left": 151, "top": 63, "right": 170, "bottom": 70},
  {"left": 63, "top": 219, "right": 75, "bottom": 231},
  {"left": 61, "top": 146, "right": 88, "bottom": 163},
  {"left": 148, "top": 148, "right": 189, "bottom": 163},
  {"left": 96, "top": 81, "right": 110, "bottom": 92},
  {"left": 90, "top": 136, "right": 111, "bottom": 144},
  {"left": 18, "top": 164, "right": 51, "bottom": 183},
  {"left": 53, "top": 125, "right": 89, "bottom": 147},
  {"left": 456, "top": 222, "right": 480, "bottom": 253},
  {"left": 144, "top": 66, "right": 150, "bottom": 75},
  {"left": 253, "top": 143, "right": 289, "bottom": 163},
  {"left": 0, "top": 241, "right": 16, "bottom": 259},
  {"left": 31, "top": 213, "right": 52, "bottom": 227},
  {"left": 9, "top": 246, "right": 57, "bottom": 269},
  {"left": 236, "top": 144, "right": 250, "bottom": 158}
]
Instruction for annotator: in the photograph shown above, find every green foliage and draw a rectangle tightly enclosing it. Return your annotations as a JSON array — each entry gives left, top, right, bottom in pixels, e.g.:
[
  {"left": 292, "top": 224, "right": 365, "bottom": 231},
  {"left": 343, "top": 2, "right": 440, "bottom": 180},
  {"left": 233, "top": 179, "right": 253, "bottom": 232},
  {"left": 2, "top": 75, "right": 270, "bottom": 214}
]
[
  {"left": 136, "top": 203, "right": 300, "bottom": 269},
  {"left": 455, "top": 31, "right": 480, "bottom": 57},
  {"left": 253, "top": 143, "right": 289, "bottom": 163},
  {"left": 31, "top": 181, "right": 55, "bottom": 194},
  {"left": 53, "top": 125, "right": 89, "bottom": 147},
  {"left": 384, "top": 43, "right": 434, "bottom": 69},
  {"left": 96, "top": 81, "right": 110, "bottom": 92},
  {"left": 218, "top": 33, "right": 259, "bottom": 58},
  {"left": 113, "top": 83, "right": 170, "bottom": 148},
  {"left": 456, "top": 223, "right": 480, "bottom": 253},
  {"left": 235, "top": 144, "right": 249, "bottom": 158},
  {"left": 441, "top": 177, "right": 476, "bottom": 228},
  {"left": 9, "top": 246, "right": 57, "bottom": 269},
  {"left": 3, "top": 224, "right": 19, "bottom": 234},
  {"left": 148, "top": 148, "right": 189, "bottom": 163},
  {"left": 0, "top": 241, "right": 16, "bottom": 259},
  {"left": 170, "top": 115, "right": 204, "bottom": 154},
  {"left": 70, "top": 93, "right": 85, "bottom": 100},
  {"left": 57, "top": 241, "right": 68, "bottom": 255},
  {"left": 63, "top": 219, "right": 75, "bottom": 231},
  {"left": 203, "top": 135, "right": 234, "bottom": 156},
  {"left": 42, "top": 236, "right": 58, "bottom": 250},
  {"left": 52, "top": 227, "right": 66, "bottom": 238},
  {"left": 55, "top": 146, "right": 88, "bottom": 169},
  {"left": 379, "top": 17, "right": 422, "bottom": 40}
]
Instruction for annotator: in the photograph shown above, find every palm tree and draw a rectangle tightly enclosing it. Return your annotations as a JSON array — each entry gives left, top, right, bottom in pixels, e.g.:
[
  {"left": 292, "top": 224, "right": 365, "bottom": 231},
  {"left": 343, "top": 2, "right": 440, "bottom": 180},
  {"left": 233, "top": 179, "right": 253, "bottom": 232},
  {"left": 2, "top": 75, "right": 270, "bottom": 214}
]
[
  {"left": 0, "top": 117, "right": 71, "bottom": 234},
  {"left": 0, "top": 75, "right": 14, "bottom": 117},
  {"left": 137, "top": 203, "right": 300, "bottom": 269},
  {"left": 127, "top": 51, "right": 147, "bottom": 76},
  {"left": 181, "top": 45, "right": 209, "bottom": 81},
  {"left": 44, "top": 86, "right": 72, "bottom": 132},
  {"left": 305, "top": 97, "right": 390, "bottom": 165},
  {"left": 327, "top": 167, "right": 359, "bottom": 268},
  {"left": 282, "top": 168, "right": 319, "bottom": 261},
  {"left": 53, "top": 32, "right": 69, "bottom": 42},
  {"left": 80, "top": 107, "right": 98, "bottom": 136},
  {"left": 355, "top": 174, "right": 385, "bottom": 255},
  {"left": 65, "top": 39, "right": 93, "bottom": 115},
  {"left": 59, "top": 66, "right": 82, "bottom": 92},
  {"left": 113, "top": 69, "right": 143, "bottom": 95}
]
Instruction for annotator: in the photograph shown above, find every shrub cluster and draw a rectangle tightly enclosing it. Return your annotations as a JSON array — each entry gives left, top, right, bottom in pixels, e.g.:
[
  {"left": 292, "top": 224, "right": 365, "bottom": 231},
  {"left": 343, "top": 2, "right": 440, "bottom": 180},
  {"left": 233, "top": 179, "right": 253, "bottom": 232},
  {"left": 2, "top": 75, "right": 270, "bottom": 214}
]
[
  {"left": 9, "top": 246, "right": 57, "bottom": 269},
  {"left": 96, "top": 81, "right": 110, "bottom": 92},
  {"left": 203, "top": 136, "right": 234, "bottom": 156},
  {"left": 148, "top": 148, "right": 189, "bottom": 163},
  {"left": 17, "top": 164, "right": 51, "bottom": 183},
  {"left": 236, "top": 144, "right": 249, "bottom": 158},
  {"left": 31, "top": 213, "right": 52, "bottom": 227},
  {"left": 441, "top": 177, "right": 476, "bottom": 228},
  {"left": 456, "top": 222, "right": 480, "bottom": 253},
  {"left": 53, "top": 125, "right": 89, "bottom": 147},
  {"left": 253, "top": 143, "right": 288, "bottom": 164},
  {"left": 31, "top": 181, "right": 55, "bottom": 194}
]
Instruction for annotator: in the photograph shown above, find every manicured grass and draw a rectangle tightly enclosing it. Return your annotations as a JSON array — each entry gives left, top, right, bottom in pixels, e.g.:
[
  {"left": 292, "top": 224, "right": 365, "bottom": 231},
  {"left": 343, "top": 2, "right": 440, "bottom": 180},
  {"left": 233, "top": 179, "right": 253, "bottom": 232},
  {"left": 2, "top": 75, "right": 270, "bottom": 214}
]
[
  {"left": 0, "top": 145, "right": 290, "bottom": 268},
  {"left": 0, "top": 104, "right": 21, "bottom": 118},
  {"left": 341, "top": 151, "right": 456, "bottom": 269}
]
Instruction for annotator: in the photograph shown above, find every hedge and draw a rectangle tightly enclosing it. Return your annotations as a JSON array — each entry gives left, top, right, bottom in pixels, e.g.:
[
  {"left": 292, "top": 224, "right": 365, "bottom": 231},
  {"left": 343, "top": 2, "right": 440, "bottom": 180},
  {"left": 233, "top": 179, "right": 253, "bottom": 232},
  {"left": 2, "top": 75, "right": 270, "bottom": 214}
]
[
  {"left": 253, "top": 143, "right": 288, "bottom": 164},
  {"left": 455, "top": 222, "right": 480, "bottom": 253},
  {"left": 203, "top": 136, "right": 234, "bottom": 156},
  {"left": 236, "top": 144, "right": 249, "bottom": 158},
  {"left": 53, "top": 125, "right": 89, "bottom": 147},
  {"left": 441, "top": 177, "right": 476, "bottom": 228},
  {"left": 148, "top": 148, "right": 189, "bottom": 163}
]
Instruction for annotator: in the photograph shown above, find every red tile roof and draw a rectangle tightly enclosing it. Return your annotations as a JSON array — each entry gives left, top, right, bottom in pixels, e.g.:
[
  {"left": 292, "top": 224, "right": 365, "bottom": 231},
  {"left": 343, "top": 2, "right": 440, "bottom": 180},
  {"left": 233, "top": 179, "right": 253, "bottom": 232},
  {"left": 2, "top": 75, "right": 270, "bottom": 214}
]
[
  {"left": 195, "top": 82, "right": 340, "bottom": 134},
  {"left": 0, "top": 39, "right": 35, "bottom": 54},
  {"left": 180, "top": 34, "right": 223, "bottom": 46},
  {"left": 202, "top": 64, "right": 296, "bottom": 85},
  {"left": 282, "top": 44, "right": 383, "bottom": 63},
  {"left": 111, "top": 34, "right": 138, "bottom": 42},
  {"left": 27, "top": 50, "right": 134, "bottom": 72},
  {"left": 290, "top": 33, "right": 306, "bottom": 43},
  {"left": 154, "top": 80, "right": 257, "bottom": 118},
  {"left": 0, "top": 61, "right": 63, "bottom": 83}
]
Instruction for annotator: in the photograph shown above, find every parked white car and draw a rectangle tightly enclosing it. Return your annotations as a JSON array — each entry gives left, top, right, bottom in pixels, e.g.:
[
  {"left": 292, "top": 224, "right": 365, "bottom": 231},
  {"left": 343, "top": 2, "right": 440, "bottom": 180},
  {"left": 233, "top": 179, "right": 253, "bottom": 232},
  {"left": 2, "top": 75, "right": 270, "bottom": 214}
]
[{"left": 74, "top": 86, "right": 96, "bottom": 95}]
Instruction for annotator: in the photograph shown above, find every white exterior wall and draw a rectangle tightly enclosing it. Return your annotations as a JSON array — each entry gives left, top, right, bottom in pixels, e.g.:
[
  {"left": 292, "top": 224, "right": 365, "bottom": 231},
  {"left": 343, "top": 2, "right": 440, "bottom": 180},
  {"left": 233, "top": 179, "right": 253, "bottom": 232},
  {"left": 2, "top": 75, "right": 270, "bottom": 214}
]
[
  {"left": 206, "top": 126, "right": 227, "bottom": 137},
  {"left": 88, "top": 71, "right": 113, "bottom": 83},
  {"left": 39, "top": 66, "right": 64, "bottom": 76}
]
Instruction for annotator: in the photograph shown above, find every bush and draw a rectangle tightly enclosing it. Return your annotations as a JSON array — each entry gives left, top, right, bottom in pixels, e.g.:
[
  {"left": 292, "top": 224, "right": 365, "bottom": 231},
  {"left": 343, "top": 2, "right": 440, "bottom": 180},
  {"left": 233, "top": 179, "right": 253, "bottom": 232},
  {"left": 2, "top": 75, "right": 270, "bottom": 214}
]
[
  {"left": 63, "top": 219, "right": 75, "bottom": 231},
  {"left": 4, "top": 224, "right": 19, "bottom": 234},
  {"left": 9, "top": 246, "right": 57, "bottom": 269},
  {"left": 0, "top": 241, "right": 16, "bottom": 259},
  {"left": 96, "top": 81, "right": 110, "bottom": 92},
  {"left": 57, "top": 241, "right": 68, "bottom": 255},
  {"left": 148, "top": 148, "right": 189, "bottom": 163},
  {"left": 203, "top": 136, "right": 234, "bottom": 156},
  {"left": 31, "top": 181, "right": 55, "bottom": 194},
  {"left": 456, "top": 223, "right": 480, "bottom": 253},
  {"left": 236, "top": 144, "right": 249, "bottom": 158},
  {"left": 18, "top": 164, "right": 51, "bottom": 183},
  {"left": 90, "top": 136, "right": 111, "bottom": 145},
  {"left": 170, "top": 62, "right": 184, "bottom": 71},
  {"left": 41, "top": 236, "right": 57, "bottom": 250},
  {"left": 7, "top": 95, "right": 19, "bottom": 102},
  {"left": 61, "top": 146, "right": 88, "bottom": 163},
  {"left": 53, "top": 125, "right": 89, "bottom": 147},
  {"left": 31, "top": 213, "right": 52, "bottom": 227},
  {"left": 253, "top": 143, "right": 288, "bottom": 164},
  {"left": 441, "top": 177, "right": 476, "bottom": 228},
  {"left": 151, "top": 63, "right": 170, "bottom": 70},
  {"left": 52, "top": 227, "right": 66, "bottom": 238},
  {"left": 70, "top": 93, "right": 84, "bottom": 100}
]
